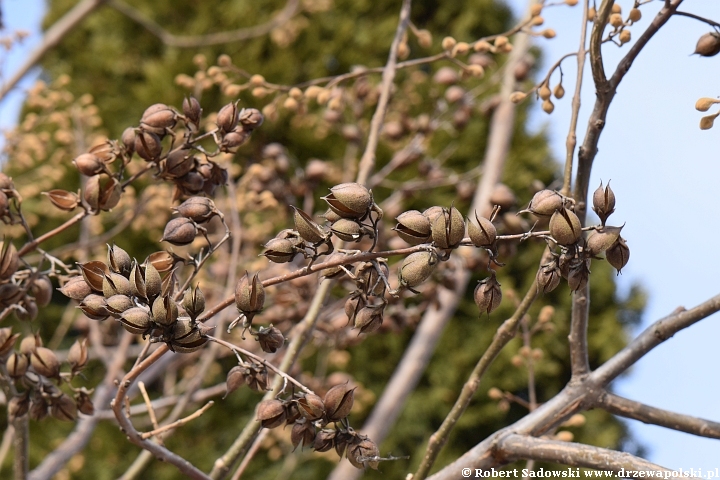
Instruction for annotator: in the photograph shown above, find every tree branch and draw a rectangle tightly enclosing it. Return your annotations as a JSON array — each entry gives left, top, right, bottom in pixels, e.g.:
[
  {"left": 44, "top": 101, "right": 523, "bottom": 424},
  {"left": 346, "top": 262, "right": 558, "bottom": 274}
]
[
  {"left": 0, "top": 0, "right": 107, "bottom": 102},
  {"left": 355, "top": 0, "right": 412, "bottom": 185},
  {"left": 498, "top": 433, "right": 689, "bottom": 475},
  {"left": 106, "top": 0, "right": 300, "bottom": 48},
  {"left": 596, "top": 392, "right": 720, "bottom": 439}
]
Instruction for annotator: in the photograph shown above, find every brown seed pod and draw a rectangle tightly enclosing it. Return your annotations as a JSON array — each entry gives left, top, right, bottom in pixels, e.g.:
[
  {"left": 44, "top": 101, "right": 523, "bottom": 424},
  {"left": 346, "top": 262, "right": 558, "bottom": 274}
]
[
  {"left": 431, "top": 206, "right": 465, "bottom": 249},
  {"left": 141, "top": 103, "right": 177, "bottom": 135},
  {"left": 468, "top": 212, "right": 497, "bottom": 248},
  {"left": 102, "top": 272, "right": 132, "bottom": 297},
  {"left": 9, "top": 393, "right": 30, "bottom": 420},
  {"left": 257, "top": 326, "right": 284, "bottom": 353},
  {"left": 75, "top": 389, "right": 95, "bottom": 416},
  {"left": 120, "top": 307, "right": 152, "bottom": 335},
  {"left": 291, "top": 421, "right": 316, "bottom": 451},
  {"left": 347, "top": 436, "right": 380, "bottom": 470},
  {"left": 0, "top": 240, "right": 18, "bottom": 281},
  {"left": 549, "top": 208, "right": 582, "bottom": 246},
  {"left": 394, "top": 210, "right": 432, "bottom": 245},
  {"left": 78, "top": 294, "right": 111, "bottom": 320},
  {"left": 330, "top": 218, "right": 365, "bottom": 242},
  {"left": 606, "top": 237, "right": 630, "bottom": 273},
  {"left": 134, "top": 131, "right": 163, "bottom": 162},
  {"left": 107, "top": 244, "right": 132, "bottom": 276},
  {"left": 567, "top": 257, "right": 591, "bottom": 291},
  {"left": 354, "top": 305, "right": 384, "bottom": 334},
  {"left": 257, "top": 399, "right": 286, "bottom": 429},
  {"left": 344, "top": 295, "right": 366, "bottom": 325},
  {"left": 224, "top": 365, "right": 248, "bottom": 398},
  {"left": 67, "top": 338, "right": 89, "bottom": 374},
  {"left": 174, "top": 197, "right": 217, "bottom": 223},
  {"left": 238, "top": 108, "right": 264, "bottom": 130},
  {"left": 217, "top": 102, "right": 239, "bottom": 133},
  {"left": 521, "top": 189, "right": 564, "bottom": 217},
  {"left": 31, "top": 347, "right": 60, "bottom": 378},
  {"left": 322, "top": 183, "right": 373, "bottom": 219},
  {"left": 398, "top": 251, "right": 438, "bottom": 288},
  {"left": 324, "top": 383, "right": 356, "bottom": 422},
  {"left": 292, "top": 206, "right": 328, "bottom": 244},
  {"left": 98, "top": 177, "right": 121, "bottom": 211},
  {"left": 51, "top": 394, "right": 78, "bottom": 422},
  {"left": 28, "top": 275, "right": 53, "bottom": 307},
  {"left": 58, "top": 276, "right": 92, "bottom": 300},
  {"left": 474, "top": 273, "right": 502, "bottom": 315},
  {"left": 73, "top": 153, "right": 106, "bottom": 176},
  {"left": 43, "top": 189, "right": 80, "bottom": 211},
  {"left": 145, "top": 251, "right": 181, "bottom": 273},
  {"left": 164, "top": 149, "right": 196, "bottom": 179},
  {"left": 29, "top": 396, "right": 49, "bottom": 421},
  {"left": 220, "top": 127, "right": 251, "bottom": 151},
  {"left": 0, "top": 328, "right": 19, "bottom": 356},
  {"left": 694, "top": 32, "right": 720, "bottom": 57},
  {"left": 183, "top": 96, "right": 202, "bottom": 126},
  {"left": 105, "top": 294, "right": 133, "bottom": 316},
  {"left": 130, "top": 261, "right": 162, "bottom": 300},
  {"left": 297, "top": 394, "right": 325, "bottom": 421},
  {"left": 151, "top": 295, "right": 178, "bottom": 327},
  {"left": 586, "top": 225, "right": 623, "bottom": 256},
  {"left": 169, "top": 319, "right": 208, "bottom": 353},
  {"left": 182, "top": 285, "right": 205, "bottom": 319},
  {"left": 313, "top": 429, "right": 337, "bottom": 452},
  {"left": 262, "top": 237, "right": 301, "bottom": 263},
  {"left": 6, "top": 352, "right": 28, "bottom": 377},
  {"left": 78, "top": 261, "right": 109, "bottom": 292},
  {"left": 83, "top": 175, "right": 101, "bottom": 210},
  {"left": 235, "top": 272, "right": 265, "bottom": 316},
  {"left": 592, "top": 181, "right": 616, "bottom": 225},
  {"left": 15, "top": 297, "right": 38, "bottom": 322},
  {"left": 537, "top": 260, "right": 562, "bottom": 294},
  {"left": 161, "top": 217, "right": 198, "bottom": 246}
]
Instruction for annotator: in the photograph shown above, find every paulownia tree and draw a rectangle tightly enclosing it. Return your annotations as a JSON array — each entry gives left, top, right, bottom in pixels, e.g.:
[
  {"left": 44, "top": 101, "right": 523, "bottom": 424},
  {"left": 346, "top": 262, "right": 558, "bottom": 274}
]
[{"left": 0, "top": 0, "right": 718, "bottom": 479}]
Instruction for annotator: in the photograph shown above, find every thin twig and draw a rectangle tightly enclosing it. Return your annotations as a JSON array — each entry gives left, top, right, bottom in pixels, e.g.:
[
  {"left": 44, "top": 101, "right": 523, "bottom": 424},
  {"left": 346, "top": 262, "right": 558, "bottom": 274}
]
[
  {"left": 138, "top": 382, "right": 161, "bottom": 433},
  {"left": 355, "top": 0, "right": 412, "bottom": 185},
  {"left": 140, "top": 402, "right": 214, "bottom": 440}
]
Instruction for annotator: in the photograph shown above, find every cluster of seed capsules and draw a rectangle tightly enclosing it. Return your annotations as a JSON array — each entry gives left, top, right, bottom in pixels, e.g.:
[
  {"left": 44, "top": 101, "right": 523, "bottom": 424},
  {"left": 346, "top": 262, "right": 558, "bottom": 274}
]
[
  {"left": 241, "top": 380, "right": 379, "bottom": 469},
  {"left": 58, "top": 242, "right": 208, "bottom": 353},
  {"left": 2, "top": 329, "right": 92, "bottom": 423}
]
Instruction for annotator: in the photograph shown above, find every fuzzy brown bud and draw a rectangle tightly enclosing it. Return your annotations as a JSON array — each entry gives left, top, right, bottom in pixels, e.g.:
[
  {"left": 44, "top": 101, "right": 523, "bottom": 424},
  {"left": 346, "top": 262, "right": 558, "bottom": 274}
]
[
  {"left": 694, "top": 32, "right": 720, "bottom": 57},
  {"left": 398, "top": 251, "right": 438, "bottom": 288}
]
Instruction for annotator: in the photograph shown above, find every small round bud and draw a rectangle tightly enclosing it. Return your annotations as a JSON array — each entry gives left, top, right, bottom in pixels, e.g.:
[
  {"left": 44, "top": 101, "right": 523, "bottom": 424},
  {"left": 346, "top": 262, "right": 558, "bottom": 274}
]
[
  {"left": 542, "top": 99, "right": 555, "bottom": 114},
  {"left": 441, "top": 36, "right": 457, "bottom": 51},
  {"left": 628, "top": 8, "right": 642, "bottom": 22}
]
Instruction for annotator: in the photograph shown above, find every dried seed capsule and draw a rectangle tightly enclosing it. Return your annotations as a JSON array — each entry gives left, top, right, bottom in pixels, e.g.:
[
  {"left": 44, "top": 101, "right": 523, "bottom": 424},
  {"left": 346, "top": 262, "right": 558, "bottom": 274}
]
[
  {"left": 297, "top": 394, "right": 325, "bottom": 421},
  {"left": 549, "top": 208, "right": 582, "bottom": 246},
  {"left": 107, "top": 244, "right": 132, "bottom": 276},
  {"left": 521, "top": 189, "right": 564, "bottom": 217},
  {"left": 6, "top": 352, "right": 28, "bottom": 377},
  {"left": 83, "top": 175, "right": 101, "bottom": 210},
  {"left": 344, "top": 295, "right": 365, "bottom": 325},
  {"left": 592, "top": 181, "right": 616, "bottom": 225},
  {"left": 161, "top": 217, "right": 198, "bottom": 246},
  {"left": 29, "top": 396, "right": 49, "bottom": 421},
  {"left": 330, "top": 218, "right": 365, "bottom": 242},
  {"left": 694, "top": 32, "right": 720, "bottom": 57},
  {"left": 51, "top": 394, "right": 78, "bottom": 421},
  {"left": 120, "top": 307, "right": 152, "bottom": 334},
  {"left": 0, "top": 239, "right": 19, "bottom": 280},
  {"left": 78, "top": 260, "right": 109, "bottom": 292},
  {"left": 174, "top": 197, "right": 217, "bottom": 223},
  {"left": 43, "top": 189, "right": 80, "bottom": 211},
  {"left": 134, "top": 131, "right": 163, "bottom": 162},
  {"left": 394, "top": 210, "right": 432, "bottom": 245},
  {"left": 431, "top": 206, "right": 465, "bottom": 249},
  {"left": 606, "top": 237, "right": 630, "bottom": 273},
  {"left": 354, "top": 305, "right": 384, "bottom": 334},
  {"left": 0, "top": 328, "right": 19, "bottom": 356},
  {"left": 262, "top": 237, "right": 301, "bottom": 263},
  {"left": 537, "top": 260, "right": 562, "bottom": 294},
  {"left": 238, "top": 108, "right": 264, "bottom": 130},
  {"left": 257, "top": 399, "right": 286, "bottom": 429},
  {"left": 567, "top": 258, "right": 591, "bottom": 291},
  {"left": 58, "top": 276, "right": 92, "bottom": 300},
  {"left": 217, "top": 102, "right": 239, "bottom": 133},
  {"left": 169, "top": 319, "right": 208, "bottom": 353},
  {"left": 586, "top": 226, "right": 623, "bottom": 256},
  {"left": 257, "top": 326, "right": 284, "bottom": 353},
  {"left": 73, "top": 153, "right": 106, "bottom": 176},
  {"left": 235, "top": 272, "right": 265, "bottom": 318},
  {"left": 474, "top": 274, "right": 502, "bottom": 315},
  {"left": 75, "top": 389, "right": 95, "bottom": 415},
  {"left": 78, "top": 294, "right": 111, "bottom": 320},
  {"left": 324, "top": 383, "right": 355, "bottom": 422},
  {"left": 130, "top": 261, "right": 162, "bottom": 300},
  {"left": 224, "top": 365, "right": 247, "bottom": 398},
  {"left": 9, "top": 393, "right": 30, "bottom": 420},
  {"left": 105, "top": 294, "right": 133, "bottom": 316},
  {"left": 163, "top": 149, "right": 195, "bottom": 179},
  {"left": 67, "top": 338, "right": 89, "bottom": 374},
  {"left": 30, "top": 275, "right": 53, "bottom": 307},
  {"left": 152, "top": 295, "right": 178, "bottom": 327},
  {"left": 292, "top": 206, "right": 328, "bottom": 244},
  {"left": 15, "top": 297, "right": 38, "bottom": 322},
  {"left": 291, "top": 421, "right": 316, "bottom": 450},
  {"left": 313, "top": 429, "right": 337, "bottom": 452},
  {"left": 347, "top": 436, "right": 380, "bottom": 470},
  {"left": 102, "top": 272, "right": 131, "bottom": 297},
  {"left": 183, "top": 97, "right": 202, "bottom": 125},
  {"left": 31, "top": 347, "right": 60, "bottom": 378},
  {"left": 322, "top": 183, "right": 373, "bottom": 219},
  {"left": 182, "top": 285, "right": 205, "bottom": 319},
  {"left": 468, "top": 212, "right": 497, "bottom": 248},
  {"left": 398, "top": 251, "right": 438, "bottom": 288}
]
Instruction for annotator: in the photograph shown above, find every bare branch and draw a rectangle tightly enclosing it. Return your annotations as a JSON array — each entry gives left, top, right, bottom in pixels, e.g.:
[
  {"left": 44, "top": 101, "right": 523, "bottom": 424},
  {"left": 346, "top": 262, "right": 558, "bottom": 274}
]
[
  {"left": 140, "top": 402, "right": 214, "bottom": 440},
  {"left": 356, "top": 0, "right": 412, "bottom": 185},
  {"left": 596, "top": 392, "right": 720, "bottom": 439},
  {"left": 107, "top": 0, "right": 300, "bottom": 48},
  {"left": 498, "top": 433, "right": 691, "bottom": 476},
  {"left": 0, "top": 0, "right": 106, "bottom": 102}
]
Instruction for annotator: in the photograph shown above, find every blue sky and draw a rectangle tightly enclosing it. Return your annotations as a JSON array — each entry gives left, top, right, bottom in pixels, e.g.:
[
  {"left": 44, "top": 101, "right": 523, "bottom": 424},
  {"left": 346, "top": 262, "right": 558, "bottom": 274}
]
[{"left": 2, "top": 0, "right": 719, "bottom": 473}]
